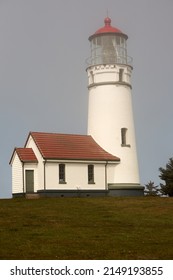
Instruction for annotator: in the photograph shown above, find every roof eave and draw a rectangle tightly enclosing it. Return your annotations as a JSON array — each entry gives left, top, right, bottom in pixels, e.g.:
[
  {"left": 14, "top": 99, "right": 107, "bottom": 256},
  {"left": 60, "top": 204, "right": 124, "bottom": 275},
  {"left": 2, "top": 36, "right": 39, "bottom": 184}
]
[
  {"left": 43, "top": 157, "right": 120, "bottom": 162},
  {"left": 89, "top": 32, "right": 128, "bottom": 41},
  {"left": 9, "top": 148, "right": 17, "bottom": 165}
]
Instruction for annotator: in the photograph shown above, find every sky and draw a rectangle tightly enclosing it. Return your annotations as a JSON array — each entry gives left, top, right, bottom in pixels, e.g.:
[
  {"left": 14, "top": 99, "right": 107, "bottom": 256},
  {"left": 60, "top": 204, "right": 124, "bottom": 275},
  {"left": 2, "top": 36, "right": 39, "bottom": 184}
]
[{"left": 0, "top": 0, "right": 173, "bottom": 198}]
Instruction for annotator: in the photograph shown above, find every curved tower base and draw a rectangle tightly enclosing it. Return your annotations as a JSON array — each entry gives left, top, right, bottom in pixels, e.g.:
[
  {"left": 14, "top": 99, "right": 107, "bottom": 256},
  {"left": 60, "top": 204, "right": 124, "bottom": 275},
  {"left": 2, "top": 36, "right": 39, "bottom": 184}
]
[{"left": 108, "top": 183, "right": 144, "bottom": 197}]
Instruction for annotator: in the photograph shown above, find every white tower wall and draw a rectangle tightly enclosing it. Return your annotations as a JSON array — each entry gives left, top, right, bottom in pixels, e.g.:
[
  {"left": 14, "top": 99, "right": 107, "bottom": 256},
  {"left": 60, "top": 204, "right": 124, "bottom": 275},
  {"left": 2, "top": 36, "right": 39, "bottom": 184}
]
[{"left": 87, "top": 64, "right": 140, "bottom": 184}]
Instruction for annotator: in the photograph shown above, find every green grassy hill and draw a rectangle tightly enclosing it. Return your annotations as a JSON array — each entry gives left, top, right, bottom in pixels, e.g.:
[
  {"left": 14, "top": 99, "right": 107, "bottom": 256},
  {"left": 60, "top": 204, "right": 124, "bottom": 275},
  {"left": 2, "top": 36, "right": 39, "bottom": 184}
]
[{"left": 0, "top": 197, "right": 173, "bottom": 259}]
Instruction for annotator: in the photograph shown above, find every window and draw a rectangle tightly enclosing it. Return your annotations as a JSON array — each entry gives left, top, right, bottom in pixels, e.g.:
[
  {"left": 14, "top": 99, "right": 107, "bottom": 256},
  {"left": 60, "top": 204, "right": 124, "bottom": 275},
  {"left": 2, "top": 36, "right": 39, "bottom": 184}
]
[
  {"left": 121, "top": 128, "right": 130, "bottom": 147},
  {"left": 119, "top": 68, "right": 124, "bottom": 82},
  {"left": 59, "top": 164, "right": 66, "bottom": 183},
  {"left": 121, "top": 128, "right": 127, "bottom": 145},
  {"left": 90, "top": 71, "right": 94, "bottom": 84},
  {"left": 88, "top": 165, "right": 94, "bottom": 184}
]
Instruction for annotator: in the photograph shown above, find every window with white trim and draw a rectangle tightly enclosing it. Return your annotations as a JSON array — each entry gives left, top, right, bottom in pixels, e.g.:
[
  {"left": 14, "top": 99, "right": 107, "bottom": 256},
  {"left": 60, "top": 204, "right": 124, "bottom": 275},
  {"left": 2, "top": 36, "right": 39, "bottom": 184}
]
[
  {"left": 88, "top": 165, "right": 95, "bottom": 184},
  {"left": 59, "top": 164, "right": 66, "bottom": 183}
]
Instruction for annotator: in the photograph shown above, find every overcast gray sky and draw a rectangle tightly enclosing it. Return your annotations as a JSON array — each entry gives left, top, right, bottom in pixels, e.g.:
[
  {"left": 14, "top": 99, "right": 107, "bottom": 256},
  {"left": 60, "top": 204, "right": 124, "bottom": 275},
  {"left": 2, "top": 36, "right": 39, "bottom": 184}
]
[{"left": 0, "top": 0, "right": 173, "bottom": 198}]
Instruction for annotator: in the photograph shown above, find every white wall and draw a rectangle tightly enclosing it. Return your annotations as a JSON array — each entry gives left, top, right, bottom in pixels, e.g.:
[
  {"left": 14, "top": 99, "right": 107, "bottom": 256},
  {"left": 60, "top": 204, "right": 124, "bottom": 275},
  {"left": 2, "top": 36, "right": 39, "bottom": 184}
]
[
  {"left": 11, "top": 153, "right": 23, "bottom": 194},
  {"left": 45, "top": 161, "right": 107, "bottom": 190},
  {"left": 87, "top": 64, "right": 140, "bottom": 184}
]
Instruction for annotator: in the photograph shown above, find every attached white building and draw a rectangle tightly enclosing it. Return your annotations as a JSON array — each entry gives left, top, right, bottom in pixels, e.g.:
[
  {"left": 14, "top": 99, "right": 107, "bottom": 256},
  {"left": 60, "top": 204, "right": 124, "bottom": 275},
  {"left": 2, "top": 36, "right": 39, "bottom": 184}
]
[
  {"left": 10, "top": 18, "right": 144, "bottom": 197},
  {"left": 10, "top": 132, "right": 122, "bottom": 197}
]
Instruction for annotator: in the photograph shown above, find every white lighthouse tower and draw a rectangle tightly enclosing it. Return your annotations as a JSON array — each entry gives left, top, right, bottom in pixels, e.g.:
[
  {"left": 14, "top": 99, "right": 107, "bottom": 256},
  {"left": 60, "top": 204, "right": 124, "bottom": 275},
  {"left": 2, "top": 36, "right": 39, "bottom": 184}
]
[{"left": 87, "top": 17, "right": 143, "bottom": 195}]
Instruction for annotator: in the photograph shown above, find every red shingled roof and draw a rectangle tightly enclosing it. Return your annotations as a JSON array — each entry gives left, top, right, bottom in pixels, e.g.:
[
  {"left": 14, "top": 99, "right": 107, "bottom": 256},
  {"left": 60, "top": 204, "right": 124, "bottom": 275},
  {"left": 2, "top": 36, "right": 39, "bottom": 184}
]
[
  {"left": 89, "top": 17, "right": 128, "bottom": 41},
  {"left": 28, "top": 132, "right": 120, "bottom": 162},
  {"left": 12, "top": 148, "right": 38, "bottom": 163}
]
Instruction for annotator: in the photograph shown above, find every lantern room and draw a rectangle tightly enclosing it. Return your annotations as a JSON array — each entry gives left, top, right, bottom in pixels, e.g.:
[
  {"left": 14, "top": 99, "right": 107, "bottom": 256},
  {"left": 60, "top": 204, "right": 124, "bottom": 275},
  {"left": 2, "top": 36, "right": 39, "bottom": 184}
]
[{"left": 87, "top": 17, "right": 132, "bottom": 66}]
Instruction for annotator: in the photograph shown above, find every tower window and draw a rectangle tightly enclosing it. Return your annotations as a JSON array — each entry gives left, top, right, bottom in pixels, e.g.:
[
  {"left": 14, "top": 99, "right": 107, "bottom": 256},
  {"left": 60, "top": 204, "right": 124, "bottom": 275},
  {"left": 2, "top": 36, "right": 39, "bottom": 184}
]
[
  {"left": 59, "top": 164, "right": 66, "bottom": 183},
  {"left": 90, "top": 71, "right": 94, "bottom": 84},
  {"left": 121, "top": 128, "right": 130, "bottom": 147},
  {"left": 119, "top": 68, "right": 124, "bottom": 82},
  {"left": 88, "top": 165, "right": 95, "bottom": 184}
]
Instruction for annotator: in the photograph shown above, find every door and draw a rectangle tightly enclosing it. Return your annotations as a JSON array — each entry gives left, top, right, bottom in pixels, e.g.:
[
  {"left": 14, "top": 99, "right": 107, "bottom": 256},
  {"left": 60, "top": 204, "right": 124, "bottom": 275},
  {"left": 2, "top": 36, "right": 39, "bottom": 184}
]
[{"left": 25, "top": 170, "right": 34, "bottom": 193}]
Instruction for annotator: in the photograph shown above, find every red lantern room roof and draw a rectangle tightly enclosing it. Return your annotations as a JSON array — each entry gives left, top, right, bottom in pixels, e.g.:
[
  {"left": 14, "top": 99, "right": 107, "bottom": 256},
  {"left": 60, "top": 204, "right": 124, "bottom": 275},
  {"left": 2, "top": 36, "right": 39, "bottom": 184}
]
[{"left": 89, "top": 17, "right": 128, "bottom": 41}]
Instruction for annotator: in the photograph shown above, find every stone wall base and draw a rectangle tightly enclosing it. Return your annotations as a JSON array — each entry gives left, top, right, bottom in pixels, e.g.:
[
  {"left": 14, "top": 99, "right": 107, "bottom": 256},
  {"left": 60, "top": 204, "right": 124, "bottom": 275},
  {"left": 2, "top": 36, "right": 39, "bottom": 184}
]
[{"left": 13, "top": 184, "right": 144, "bottom": 198}]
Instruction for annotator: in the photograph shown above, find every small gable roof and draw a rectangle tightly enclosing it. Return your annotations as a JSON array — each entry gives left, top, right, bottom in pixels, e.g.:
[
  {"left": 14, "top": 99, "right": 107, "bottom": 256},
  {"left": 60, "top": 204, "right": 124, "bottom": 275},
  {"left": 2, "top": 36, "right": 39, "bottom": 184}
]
[
  {"left": 27, "top": 132, "right": 120, "bottom": 162},
  {"left": 10, "top": 148, "right": 38, "bottom": 164}
]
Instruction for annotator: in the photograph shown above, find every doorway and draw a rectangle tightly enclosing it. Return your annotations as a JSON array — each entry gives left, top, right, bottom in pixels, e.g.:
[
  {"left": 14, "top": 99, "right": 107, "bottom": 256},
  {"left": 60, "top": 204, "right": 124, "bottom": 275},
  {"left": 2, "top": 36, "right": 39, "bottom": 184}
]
[{"left": 25, "top": 170, "right": 34, "bottom": 193}]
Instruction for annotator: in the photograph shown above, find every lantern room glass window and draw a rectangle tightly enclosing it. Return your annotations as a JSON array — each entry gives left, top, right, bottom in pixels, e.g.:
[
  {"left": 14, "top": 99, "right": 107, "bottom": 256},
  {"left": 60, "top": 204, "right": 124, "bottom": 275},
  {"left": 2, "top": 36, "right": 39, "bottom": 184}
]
[{"left": 90, "top": 35, "right": 127, "bottom": 65}]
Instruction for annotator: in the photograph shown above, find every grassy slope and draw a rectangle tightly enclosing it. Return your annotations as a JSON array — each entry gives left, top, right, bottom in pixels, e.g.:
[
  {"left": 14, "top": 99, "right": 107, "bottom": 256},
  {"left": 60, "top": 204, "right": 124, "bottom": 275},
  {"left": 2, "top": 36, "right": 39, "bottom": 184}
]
[{"left": 0, "top": 197, "right": 173, "bottom": 260}]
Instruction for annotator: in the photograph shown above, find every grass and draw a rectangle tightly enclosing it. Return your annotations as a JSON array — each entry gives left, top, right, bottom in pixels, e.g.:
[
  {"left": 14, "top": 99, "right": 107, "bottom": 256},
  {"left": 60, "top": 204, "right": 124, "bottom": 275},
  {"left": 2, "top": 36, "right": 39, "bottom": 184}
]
[{"left": 0, "top": 196, "right": 173, "bottom": 259}]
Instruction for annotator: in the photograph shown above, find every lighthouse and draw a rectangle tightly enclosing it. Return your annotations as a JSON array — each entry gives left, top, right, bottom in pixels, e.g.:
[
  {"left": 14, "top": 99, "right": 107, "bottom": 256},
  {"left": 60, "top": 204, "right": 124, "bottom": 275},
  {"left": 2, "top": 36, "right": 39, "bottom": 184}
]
[
  {"left": 87, "top": 17, "right": 143, "bottom": 195},
  {"left": 10, "top": 17, "right": 144, "bottom": 198}
]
